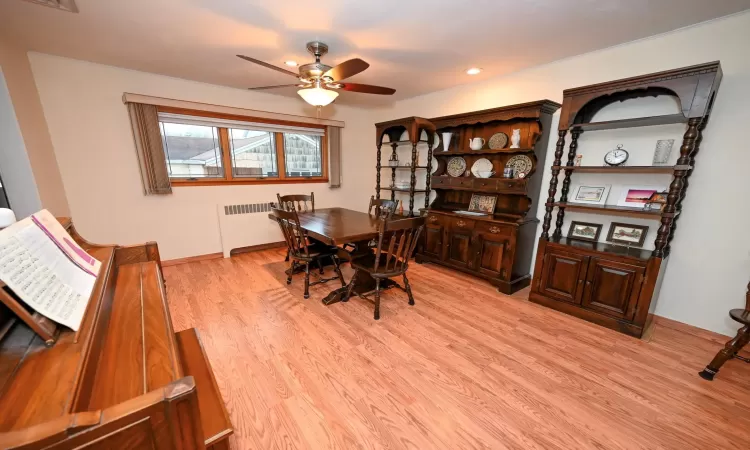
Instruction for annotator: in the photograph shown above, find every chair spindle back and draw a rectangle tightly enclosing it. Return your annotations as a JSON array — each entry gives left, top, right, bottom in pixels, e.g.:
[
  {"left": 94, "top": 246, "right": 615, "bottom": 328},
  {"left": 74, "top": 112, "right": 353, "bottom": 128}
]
[
  {"left": 372, "top": 216, "right": 425, "bottom": 273},
  {"left": 272, "top": 208, "right": 309, "bottom": 258},
  {"left": 277, "top": 192, "right": 315, "bottom": 213},
  {"left": 368, "top": 196, "right": 399, "bottom": 219}
]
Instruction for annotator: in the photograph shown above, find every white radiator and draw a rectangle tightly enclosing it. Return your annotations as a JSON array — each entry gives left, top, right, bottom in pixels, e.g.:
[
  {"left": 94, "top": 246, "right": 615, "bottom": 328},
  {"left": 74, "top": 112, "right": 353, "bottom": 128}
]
[{"left": 217, "top": 202, "right": 283, "bottom": 258}]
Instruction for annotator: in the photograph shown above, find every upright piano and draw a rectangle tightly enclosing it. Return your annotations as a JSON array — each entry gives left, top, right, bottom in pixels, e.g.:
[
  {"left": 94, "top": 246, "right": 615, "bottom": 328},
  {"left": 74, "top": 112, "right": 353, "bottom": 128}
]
[{"left": 0, "top": 219, "right": 232, "bottom": 449}]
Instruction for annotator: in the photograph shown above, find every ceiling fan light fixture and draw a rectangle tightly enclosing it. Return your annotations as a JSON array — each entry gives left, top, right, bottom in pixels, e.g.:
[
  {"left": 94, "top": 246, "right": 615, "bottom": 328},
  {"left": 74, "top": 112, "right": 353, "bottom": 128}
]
[
  {"left": 297, "top": 87, "right": 339, "bottom": 106},
  {"left": 466, "top": 67, "right": 482, "bottom": 75},
  {"left": 284, "top": 60, "right": 298, "bottom": 67}
]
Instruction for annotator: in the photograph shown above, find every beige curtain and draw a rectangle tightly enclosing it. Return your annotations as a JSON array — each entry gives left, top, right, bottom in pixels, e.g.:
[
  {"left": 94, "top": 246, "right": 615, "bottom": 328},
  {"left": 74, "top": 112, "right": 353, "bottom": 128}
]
[
  {"left": 328, "top": 126, "right": 342, "bottom": 188},
  {"left": 127, "top": 103, "right": 172, "bottom": 195}
]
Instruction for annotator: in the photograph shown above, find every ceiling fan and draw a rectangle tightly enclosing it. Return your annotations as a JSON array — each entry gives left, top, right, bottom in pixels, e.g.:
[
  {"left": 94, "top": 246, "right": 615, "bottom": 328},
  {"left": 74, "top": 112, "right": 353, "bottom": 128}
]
[{"left": 238, "top": 41, "right": 395, "bottom": 107}]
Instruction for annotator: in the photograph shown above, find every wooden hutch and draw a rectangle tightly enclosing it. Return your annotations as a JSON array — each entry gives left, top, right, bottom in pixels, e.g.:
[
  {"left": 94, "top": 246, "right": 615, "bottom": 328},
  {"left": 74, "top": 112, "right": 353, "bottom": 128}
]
[
  {"left": 375, "top": 117, "right": 436, "bottom": 217},
  {"left": 415, "top": 100, "right": 561, "bottom": 294},
  {"left": 529, "top": 62, "right": 722, "bottom": 337}
]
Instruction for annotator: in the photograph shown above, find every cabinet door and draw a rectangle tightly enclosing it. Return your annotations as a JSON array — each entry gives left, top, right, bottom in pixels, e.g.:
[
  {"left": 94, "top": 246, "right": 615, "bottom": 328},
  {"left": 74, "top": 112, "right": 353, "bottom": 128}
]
[
  {"left": 582, "top": 258, "right": 644, "bottom": 320},
  {"left": 538, "top": 249, "right": 589, "bottom": 304},
  {"left": 473, "top": 229, "right": 513, "bottom": 279},
  {"left": 423, "top": 216, "right": 445, "bottom": 259}
]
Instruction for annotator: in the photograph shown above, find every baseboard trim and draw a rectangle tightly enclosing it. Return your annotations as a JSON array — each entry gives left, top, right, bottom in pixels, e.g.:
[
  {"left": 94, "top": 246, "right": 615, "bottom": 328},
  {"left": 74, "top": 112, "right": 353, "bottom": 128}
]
[
  {"left": 230, "top": 241, "right": 286, "bottom": 256},
  {"left": 163, "top": 252, "right": 223, "bottom": 267}
]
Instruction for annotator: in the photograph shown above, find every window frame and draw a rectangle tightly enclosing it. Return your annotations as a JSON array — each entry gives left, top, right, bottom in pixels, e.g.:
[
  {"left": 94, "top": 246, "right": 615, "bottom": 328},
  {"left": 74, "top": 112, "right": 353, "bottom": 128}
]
[{"left": 158, "top": 106, "right": 329, "bottom": 186}]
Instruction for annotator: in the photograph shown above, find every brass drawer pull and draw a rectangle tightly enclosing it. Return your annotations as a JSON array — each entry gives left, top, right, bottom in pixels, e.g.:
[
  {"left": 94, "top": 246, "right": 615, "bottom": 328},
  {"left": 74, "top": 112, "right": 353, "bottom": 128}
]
[
  {"left": 457, "top": 220, "right": 466, "bottom": 227},
  {"left": 489, "top": 226, "right": 501, "bottom": 234},
  {"left": 428, "top": 216, "right": 438, "bottom": 223}
]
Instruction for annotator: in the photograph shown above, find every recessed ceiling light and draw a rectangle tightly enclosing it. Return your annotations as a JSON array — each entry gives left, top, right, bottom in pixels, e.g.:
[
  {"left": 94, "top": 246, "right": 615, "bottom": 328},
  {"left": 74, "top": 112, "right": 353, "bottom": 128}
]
[
  {"left": 466, "top": 67, "right": 482, "bottom": 75},
  {"left": 284, "top": 60, "right": 299, "bottom": 67}
]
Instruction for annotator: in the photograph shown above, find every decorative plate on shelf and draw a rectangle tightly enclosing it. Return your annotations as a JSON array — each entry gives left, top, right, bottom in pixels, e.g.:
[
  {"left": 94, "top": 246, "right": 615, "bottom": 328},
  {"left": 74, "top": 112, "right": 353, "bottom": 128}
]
[
  {"left": 431, "top": 156, "right": 439, "bottom": 174},
  {"left": 488, "top": 132, "right": 508, "bottom": 150},
  {"left": 505, "top": 155, "right": 533, "bottom": 176},
  {"left": 446, "top": 157, "right": 467, "bottom": 177},
  {"left": 470, "top": 158, "right": 494, "bottom": 178}
]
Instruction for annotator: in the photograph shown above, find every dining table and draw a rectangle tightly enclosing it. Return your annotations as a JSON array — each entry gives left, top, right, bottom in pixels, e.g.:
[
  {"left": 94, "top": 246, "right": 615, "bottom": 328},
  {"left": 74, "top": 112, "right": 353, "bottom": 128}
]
[{"left": 268, "top": 207, "right": 398, "bottom": 305}]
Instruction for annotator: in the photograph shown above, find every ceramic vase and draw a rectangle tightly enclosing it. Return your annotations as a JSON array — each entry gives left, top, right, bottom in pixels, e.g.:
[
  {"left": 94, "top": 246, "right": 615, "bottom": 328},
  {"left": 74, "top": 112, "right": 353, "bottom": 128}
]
[
  {"left": 510, "top": 129, "right": 521, "bottom": 148},
  {"left": 441, "top": 132, "right": 453, "bottom": 152}
]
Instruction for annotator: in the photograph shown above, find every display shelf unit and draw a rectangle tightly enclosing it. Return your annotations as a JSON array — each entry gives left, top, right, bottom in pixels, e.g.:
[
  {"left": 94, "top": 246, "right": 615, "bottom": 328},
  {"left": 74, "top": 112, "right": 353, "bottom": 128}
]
[
  {"left": 530, "top": 61, "right": 723, "bottom": 338},
  {"left": 374, "top": 117, "right": 436, "bottom": 217},
  {"left": 415, "top": 100, "right": 561, "bottom": 294}
]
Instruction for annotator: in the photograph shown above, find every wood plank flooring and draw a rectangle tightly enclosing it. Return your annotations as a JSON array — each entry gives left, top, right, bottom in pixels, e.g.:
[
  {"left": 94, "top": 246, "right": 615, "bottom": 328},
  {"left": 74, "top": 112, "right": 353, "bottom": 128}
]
[{"left": 164, "top": 248, "right": 750, "bottom": 450}]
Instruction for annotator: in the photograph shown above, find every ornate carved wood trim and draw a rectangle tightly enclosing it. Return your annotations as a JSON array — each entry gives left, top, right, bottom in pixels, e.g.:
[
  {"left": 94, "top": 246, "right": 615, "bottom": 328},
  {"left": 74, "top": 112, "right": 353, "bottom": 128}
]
[{"left": 430, "top": 100, "right": 561, "bottom": 129}]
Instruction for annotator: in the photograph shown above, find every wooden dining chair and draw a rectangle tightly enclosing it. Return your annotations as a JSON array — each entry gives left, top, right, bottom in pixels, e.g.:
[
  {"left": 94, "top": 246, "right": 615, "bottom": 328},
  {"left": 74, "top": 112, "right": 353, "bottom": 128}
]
[
  {"left": 699, "top": 280, "right": 750, "bottom": 380},
  {"left": 272, "top": 208, "right": 345, "bottom": 299},
  {"left": 368, "top": 196, "right": 399, "bottom": 219},
  {"left": 277, "top": 192, "right": 315, "bottom": 213},
  {"left": 343, "top": 215, "right": 425, "bottom": 320}
]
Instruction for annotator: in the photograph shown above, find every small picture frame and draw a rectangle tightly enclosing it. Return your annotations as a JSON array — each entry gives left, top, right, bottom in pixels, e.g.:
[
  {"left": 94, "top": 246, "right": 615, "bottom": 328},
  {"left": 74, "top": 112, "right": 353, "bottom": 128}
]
[
  {"left": 574, "top": 155, "right": 583, "bottom": 167},
  {"left": 644, "top": 191, "right": 668, "bottom": 211},
  {"left": 653, "top": 139, "right": 675, "bottom": 165},
  {"left": 570, "top": 184, "right": 611, "bottom": 205},
  {"left": 567, "top": 221, "right": 602, "bottom": 243},
  {"left": 617, "top": 185, "right": 667, "bottom": 208},
  {"left": 468, "top": 194, "right": 497, "bottom": 214},
  {"left": 607, "top": 222, "right": 649, "bottom": 247}
]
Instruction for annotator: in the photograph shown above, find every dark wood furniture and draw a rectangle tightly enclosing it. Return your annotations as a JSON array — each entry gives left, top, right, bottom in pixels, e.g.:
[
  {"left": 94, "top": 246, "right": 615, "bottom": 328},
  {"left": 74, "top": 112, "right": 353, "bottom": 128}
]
[
  {"left": 344, "top": 216, "right": 425, "bottom": 320},
  {"left": 699, "top": 281, "right": 750, "bottom": 380},
  {"left": 374, "top": 117, "right": 436, "bottom": 217},
  {"left": 268, "top": 208, "right": 396, "bottom": 305},
  {"left": 0, "top": 219, "right": 232, "bottom": 450},
  {"left": 368, "top": 196, "right": 399, "bottom": 218},
  {"left": 272, "top": 208, "right": 346, "bottom": 298},
  {"left": 277, "top": 192, "right": 315, "bottom": 213},
  {"left": 415, "top": 100, "right": 561, "bottom": 294},
  {"left": 530, "top": 62, "right": 723, "bottom": 338}
]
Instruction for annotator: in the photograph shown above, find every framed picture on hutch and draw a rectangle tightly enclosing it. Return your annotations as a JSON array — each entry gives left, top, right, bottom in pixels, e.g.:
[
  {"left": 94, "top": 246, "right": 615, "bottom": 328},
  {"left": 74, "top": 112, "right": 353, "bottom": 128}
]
[
  {"left": 570, "top": 184, "right": 611, "bottom": 205},
  {"left": 616, "top": 185, "right": 667, "bottom": 208}
]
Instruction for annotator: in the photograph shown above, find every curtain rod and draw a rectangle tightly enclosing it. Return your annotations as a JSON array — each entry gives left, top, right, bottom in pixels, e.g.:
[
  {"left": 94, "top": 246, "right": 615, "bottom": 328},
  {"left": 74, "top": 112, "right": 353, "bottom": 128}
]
[{"left": 122, "top": 93, "right": 345, "bottom": 128}]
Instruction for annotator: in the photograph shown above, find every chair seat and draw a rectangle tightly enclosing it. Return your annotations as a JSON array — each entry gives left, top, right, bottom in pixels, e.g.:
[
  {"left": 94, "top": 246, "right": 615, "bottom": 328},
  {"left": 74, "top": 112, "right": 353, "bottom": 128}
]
[
  {"left": 730, "top": 308, "right": 750, "bottom": 325},
  {"left": 293, "top": 242, "right": 339, "bottom": 260},
  {"left": 351, "top": 253, "right": 406, "bottom": 277}
]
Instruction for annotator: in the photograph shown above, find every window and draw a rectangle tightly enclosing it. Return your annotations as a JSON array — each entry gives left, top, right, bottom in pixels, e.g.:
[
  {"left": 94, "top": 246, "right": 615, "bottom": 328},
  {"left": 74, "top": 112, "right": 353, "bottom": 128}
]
[{"left": 157, "top": 107, "right": 328, "bottom": 185}]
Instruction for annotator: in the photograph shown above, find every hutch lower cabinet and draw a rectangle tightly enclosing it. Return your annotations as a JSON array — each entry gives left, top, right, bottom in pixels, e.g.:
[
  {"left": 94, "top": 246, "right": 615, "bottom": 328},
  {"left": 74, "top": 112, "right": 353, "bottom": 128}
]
[
  {"left": 530, "top": 238, "right": 662, "bottom": 337},
  {"left": 417, "top": 210, "right": 538, "bottom": 294}
]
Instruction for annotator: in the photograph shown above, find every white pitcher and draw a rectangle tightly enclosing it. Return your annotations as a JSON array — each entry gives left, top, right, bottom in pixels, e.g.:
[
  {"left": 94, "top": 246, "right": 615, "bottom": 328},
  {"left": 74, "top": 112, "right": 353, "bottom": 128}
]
[
  {"left": 441, "top": 132, "right": 453, "bottom": 152},
  {"left": 469, "top": 137, "right": 485, "bottom": 150}
]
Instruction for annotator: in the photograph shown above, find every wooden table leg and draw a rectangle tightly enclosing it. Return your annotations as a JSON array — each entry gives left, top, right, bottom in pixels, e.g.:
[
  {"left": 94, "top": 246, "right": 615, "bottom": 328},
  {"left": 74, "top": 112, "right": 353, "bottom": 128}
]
[
  {"left": 321, "top": 239, "right": 396, "bottom": 306},
  {"left": 699, "top": 324, "right": 750, "bottom": 380}
]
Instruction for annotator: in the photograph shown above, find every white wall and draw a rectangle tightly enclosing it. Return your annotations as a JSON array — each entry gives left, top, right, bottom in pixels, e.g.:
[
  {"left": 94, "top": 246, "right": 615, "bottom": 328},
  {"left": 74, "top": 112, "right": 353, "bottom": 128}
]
[
  {"left": 380, "top": 12, "right": 750, "bottom": 336},
  {"left": 0, "top": 68, "right": 42, "bottom": 218},
  {"left": 29, "top": 53, "right": 376, "bottom": 261}
]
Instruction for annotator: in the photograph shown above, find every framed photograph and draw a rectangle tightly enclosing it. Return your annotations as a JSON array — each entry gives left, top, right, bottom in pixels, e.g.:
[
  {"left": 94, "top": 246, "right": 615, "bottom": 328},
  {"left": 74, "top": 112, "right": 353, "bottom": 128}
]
[
  {"left": 652, "top": 139, "right": 675, "bottom": 165},
  {"left": 607, "top": 222, "right": 649, "bottom": 247},
  {"left": 570, "top": 184, "right": 611, "bottom": 205},
  {"left": 567, "top": 221, "right": 602, "bottom": 243},
  {"left": 468, "top": 194, "right": 497, "bottom": 213},
  {"left": 617, "top": 185, "right": 667, "bottom": 208},
  {"left": 644, "top": 191, "right": 668, "bottom": 211}
]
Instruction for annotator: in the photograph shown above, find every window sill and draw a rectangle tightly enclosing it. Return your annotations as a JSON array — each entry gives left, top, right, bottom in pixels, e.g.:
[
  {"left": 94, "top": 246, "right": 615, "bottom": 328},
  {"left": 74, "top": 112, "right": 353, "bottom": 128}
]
[{"left": 171, "top": 178, "right": 329, "bottom": 187}]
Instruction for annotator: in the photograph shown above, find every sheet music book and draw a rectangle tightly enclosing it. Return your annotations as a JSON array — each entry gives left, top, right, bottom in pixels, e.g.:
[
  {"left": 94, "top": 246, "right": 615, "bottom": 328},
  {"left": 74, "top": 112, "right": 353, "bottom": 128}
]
[{"left": 0, "top": 210, "right": 101, "bottom": 330}]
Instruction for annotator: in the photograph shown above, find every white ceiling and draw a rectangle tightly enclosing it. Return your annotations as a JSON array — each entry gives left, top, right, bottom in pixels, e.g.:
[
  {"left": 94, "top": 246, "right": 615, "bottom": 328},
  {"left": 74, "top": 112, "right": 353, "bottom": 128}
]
[{"left": 2, "top": 0, "right": 749, "bottom": 106}]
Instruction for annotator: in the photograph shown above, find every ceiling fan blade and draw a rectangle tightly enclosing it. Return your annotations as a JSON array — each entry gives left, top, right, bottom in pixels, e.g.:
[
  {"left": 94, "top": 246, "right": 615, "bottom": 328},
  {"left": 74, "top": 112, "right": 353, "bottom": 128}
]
[
  {"left": 338, "top": 83, "right": 395, "bottom": 95},
  {"left": 237, "top": 55, "right": 300, "bottom": 78},
  {"left": 247, "top": 84, "right": 304, "bottom": 91},
  {"left": 324, "top": 58, "right": 369, "bottom": 81}
]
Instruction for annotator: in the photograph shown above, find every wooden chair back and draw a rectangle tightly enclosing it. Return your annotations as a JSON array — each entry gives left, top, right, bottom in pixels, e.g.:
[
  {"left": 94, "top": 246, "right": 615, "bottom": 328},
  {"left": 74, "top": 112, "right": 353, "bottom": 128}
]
[
  {"left": 371, "top": 216, "right": 425, "bottom": 274},
  {"left": 277, "top": 192, "right": 315, "bottom": 213},
  {"left": 368, "top": 196, "right": 399, "bottom": 219},
  {"left": 272, "top": 208, "right": 310, "bottom": 258}
]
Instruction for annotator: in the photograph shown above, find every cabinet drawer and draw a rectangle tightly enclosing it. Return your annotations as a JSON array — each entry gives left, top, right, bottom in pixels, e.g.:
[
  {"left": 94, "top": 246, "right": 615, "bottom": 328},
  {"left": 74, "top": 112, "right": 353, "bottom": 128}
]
[
  {"left": 472, "top": 178, "right": 498, "bottom": 191},
  {"left": 496, "top": 179, "right": 527, "bottom": 193},
  {"left": 475, "top": 221, "right": 513, "bottom": 237},
  {"left": 431, "top": 176, "right": 450, "bottom": 187},
  {"left": 425, "top": 214, "right": 445, "bottom": 227},
  {"left": 449, "top": 217, "right": 475, "bottom": 230},
  {"left": 450, "top": 177, "right": 473, "bottom": 188}
]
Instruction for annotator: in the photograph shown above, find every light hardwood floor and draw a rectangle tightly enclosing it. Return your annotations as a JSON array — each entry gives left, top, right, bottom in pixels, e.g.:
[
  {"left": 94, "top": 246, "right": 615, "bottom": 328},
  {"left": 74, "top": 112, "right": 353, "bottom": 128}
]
[{"left": 164, "top": 248, "right": 750, "bottom": 450}]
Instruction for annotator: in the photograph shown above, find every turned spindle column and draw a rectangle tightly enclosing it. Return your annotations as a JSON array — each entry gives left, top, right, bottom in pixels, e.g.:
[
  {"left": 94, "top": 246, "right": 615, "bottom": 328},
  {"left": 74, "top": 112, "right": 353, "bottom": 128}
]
[
  {"left": 541, "top": 130, "right": 568, "bottom": 240},
  {"left": 553, "top": 129, "right": 582, "bottom": 239},
  {"left": 425, "top": 133, "right": 434, "bottom": 210},
  {"left": 390, "top": 143, "right": 398, "bottom": 202},
  {"left": 409, "top": 141, "right": 418, "bottom": 216},
  {"left": 375, "top": 143, "right": 382, "bottom": 200},
  {"left": 666, "top": 117, "right": 708, "bottom": 254},
  {"left": 653, "top": 117, "right": 701, "bottom": 258}
]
